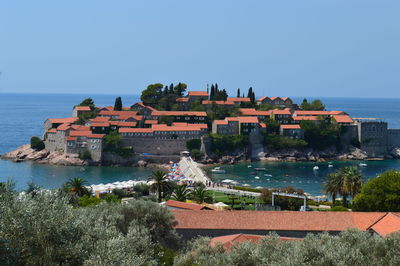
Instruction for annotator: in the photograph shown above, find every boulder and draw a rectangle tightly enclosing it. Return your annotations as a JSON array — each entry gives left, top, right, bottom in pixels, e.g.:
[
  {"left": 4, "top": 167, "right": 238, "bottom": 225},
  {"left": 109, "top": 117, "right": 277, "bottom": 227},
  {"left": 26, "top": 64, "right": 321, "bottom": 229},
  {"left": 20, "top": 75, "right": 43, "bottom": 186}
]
[
  {"left": 390, "top": 147, "right": 400, "bottom": 159},
  {"left": 137, "top": 160, "right": 148, "bottom": 167}
]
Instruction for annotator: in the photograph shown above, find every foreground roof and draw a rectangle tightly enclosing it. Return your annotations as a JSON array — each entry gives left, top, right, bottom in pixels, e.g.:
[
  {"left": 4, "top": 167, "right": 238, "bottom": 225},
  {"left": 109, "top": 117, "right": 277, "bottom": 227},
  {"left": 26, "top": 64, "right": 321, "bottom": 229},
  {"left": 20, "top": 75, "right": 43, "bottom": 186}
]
[
  {"left": 165, "top": 200, "right": 210, "bottom": 211},
  {"left": 173, "top": 210, "right": 395, "bottom": 234}
]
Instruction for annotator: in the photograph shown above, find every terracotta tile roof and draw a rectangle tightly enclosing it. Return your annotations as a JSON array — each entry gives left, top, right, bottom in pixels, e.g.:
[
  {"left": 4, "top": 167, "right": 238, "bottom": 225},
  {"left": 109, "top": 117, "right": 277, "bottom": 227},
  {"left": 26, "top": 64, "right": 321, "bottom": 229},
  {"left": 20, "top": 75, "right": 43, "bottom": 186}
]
[
  {"left": 270, "top": 96, "right": 280, "bottom": 101},
  {"left": 66, "top": 136, "right": 77, "bottom": 141},
  {"left": 202, "top": 100, "right": 234, "bottom": 105},
  {"left": 227, "top": 97, "right": 251, "bottom": 102},
  {"left": 117, "top": 122, "right": 137, "bottom": 127},
  {"left": 99, "top": 110, "right": 138, "bottom": 117},
  {"left": 271, "top": 109, "right": 292, "bottom": 115},
  {"left": 176, "top": 97, "right": 190, "bottom": 102},
  {"left": 240, "top": 108, "right": 271, "bottom": 116},
  {"left": 293, "top": 116, "right": 320, "bottom": 121},
  {"left": 47, "top": 128, "right": 57, "bottom": 133},
  {"left": 281, "top": 97, "right": 290, "bottom": 101},
  {"left": 188, "top": 91, "right": 209, "bottom": 97},
  {"left": 145, "top": 120, "right": 159, "bottom": 125},
  {"left": 90, "top": 117, "right": 110, "bottom": 122},
  {"left": 172, "top": 211, "right": 388, "bottom": 232},
  {"left": 330, "top": 110, "right": 347, "bottom": 115},
  {"left": 86, "top": 134, "right": 105, "bottom": 139},
  {"left": 57, "top": 123, "right": 71, "bottom": 131},
  {"left": 119, "top": 128, "right": 153, "bottom": 133},
  {"left": 333, "top": 115, "right": 353, "bottom": 124},
  {"left": 259, "top": 123, "right": 267, "bottom": 128},
  {"left": 48, "top": 117, "right": 78, "bottom": 124},
  {"left": 151, "top": 111, "right": 207, "bottom": 117},
  {"left": 236, "top": 116, "right": 259, "bottom": 123},
  {"left": 171, "top": 122, "right": 208, "bottom": 129},
  {"left": 152, "top": 124, "right": 204, "bottom": 132},
  {"left": 280, "top": 124, "right": 301, "bottom": 129},
  {"left": 295, "top": 110, "right": 331, "bottom": 116},
  {"left": 214, "top": 120, "right": 229, "bottom": 125},
  {"left": 69, "top": 131, "right": 93, "bottom": 137},
  {"left": 210, "top": 234, "right": 265, "bottom": 250},
  {"left": 91, "top": 122, "right": 110, "bottom": 127},
  {"left": 118, "top": 114, "right": 143, "bottom": 121},
  {"left": 74, "top": 106, "right": 92, "bottom": 111},
  {"left": 70, "top": 125, "right": 90, "bottom": 131},
  {"left": 257, "top": 96, "right": 267, "bottom": 102},
  {"left": 369, "top": 213, "right": 400, "bottom": 237},
  {"left": 165, "top": 200, "right": 209, "bottom": 210}
]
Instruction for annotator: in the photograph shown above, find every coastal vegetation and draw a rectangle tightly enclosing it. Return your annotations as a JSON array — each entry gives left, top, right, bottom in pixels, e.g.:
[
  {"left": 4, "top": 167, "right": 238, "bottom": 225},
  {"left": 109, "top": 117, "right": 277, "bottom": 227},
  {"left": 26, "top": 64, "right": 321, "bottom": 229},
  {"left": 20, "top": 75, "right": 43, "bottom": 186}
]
[
  {"left": 300, "top": 120, "right": 341, "bottom": 150},
  {"left": 30, "top": 136, "right": 45, "bottom": 151},
  {"left": 140, "top": 83, "right": 187, "bottom": 110},
  {"left": 323, "top": 167, "right": 363, "bottom": 207},
  {"left": 300, "top": 98, "right": 325, "bottom": 110},
  {"left": 264, "top": 134, "right": 307, "bottom": 151},
  {"left": 114, "top": 96, "right": 123, "bottom": 111},
  {"left": 208, "top": 134, "right": 248, "bottom": 155},
  {"left": 353, "top": 170, "right": 400, "bottom": 212}
]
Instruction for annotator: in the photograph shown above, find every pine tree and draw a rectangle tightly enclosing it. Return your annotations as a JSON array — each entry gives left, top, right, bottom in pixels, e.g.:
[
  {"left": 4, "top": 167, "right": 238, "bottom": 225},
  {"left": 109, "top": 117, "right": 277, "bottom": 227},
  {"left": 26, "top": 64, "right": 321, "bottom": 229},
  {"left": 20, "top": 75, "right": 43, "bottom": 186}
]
[
  {"left": 222, "top": 89, "right": 228, "bottom": 101},
  {"left": 163, "top": 86, "right": 168, "bottom": 96},
  {"left": 237, "top": 88, "right": 240, "bottom": 98},
  {"left": 114, "top": 97, "right": 122, "bottom": 111},
  {"left": 169, "top": 83, "right": 174, "bottom": 94}
]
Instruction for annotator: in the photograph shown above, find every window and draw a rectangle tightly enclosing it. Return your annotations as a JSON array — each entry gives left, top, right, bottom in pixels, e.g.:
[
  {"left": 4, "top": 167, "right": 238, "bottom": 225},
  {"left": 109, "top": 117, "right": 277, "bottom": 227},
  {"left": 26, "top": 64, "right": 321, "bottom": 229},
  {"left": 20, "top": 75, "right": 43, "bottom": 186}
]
[{"left": 91, "top": 145, "right": 96, "bottom": 150}]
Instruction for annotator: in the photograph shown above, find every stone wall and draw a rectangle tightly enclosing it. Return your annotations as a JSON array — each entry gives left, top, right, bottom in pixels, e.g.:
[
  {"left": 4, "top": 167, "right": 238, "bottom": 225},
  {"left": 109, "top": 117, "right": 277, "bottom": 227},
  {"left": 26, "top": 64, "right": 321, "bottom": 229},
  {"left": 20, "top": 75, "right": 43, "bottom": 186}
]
[
  {"left": 44, "top": 131, "right": 66, "bottom": 152},
  {"left": 120, "top": 137, "right": 188, "bottom": 155},
  {"left": 357, "top": 121, "right": 388, "bottom": 156},
  {"left": 388, "top": 129, "right": 400, "bottom": 148},
  {"left": 340, "top": 124, "right": 358, "bottom": 149}
]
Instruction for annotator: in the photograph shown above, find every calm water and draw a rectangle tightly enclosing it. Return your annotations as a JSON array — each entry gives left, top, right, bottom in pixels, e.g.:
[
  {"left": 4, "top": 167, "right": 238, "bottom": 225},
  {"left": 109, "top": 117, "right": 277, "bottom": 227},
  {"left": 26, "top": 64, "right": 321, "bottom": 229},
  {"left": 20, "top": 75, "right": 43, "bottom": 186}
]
[{"left": 1, "top": 93, "right": 400, "bottom": 192}]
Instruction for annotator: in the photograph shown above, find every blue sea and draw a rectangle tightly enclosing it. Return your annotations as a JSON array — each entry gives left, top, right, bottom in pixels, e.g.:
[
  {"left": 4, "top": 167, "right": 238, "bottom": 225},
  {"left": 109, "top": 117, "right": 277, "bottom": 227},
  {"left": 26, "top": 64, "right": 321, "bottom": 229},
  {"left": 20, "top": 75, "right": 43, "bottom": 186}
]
[{"left": 1, "top": 93, "right": 400, "bottom": 193}]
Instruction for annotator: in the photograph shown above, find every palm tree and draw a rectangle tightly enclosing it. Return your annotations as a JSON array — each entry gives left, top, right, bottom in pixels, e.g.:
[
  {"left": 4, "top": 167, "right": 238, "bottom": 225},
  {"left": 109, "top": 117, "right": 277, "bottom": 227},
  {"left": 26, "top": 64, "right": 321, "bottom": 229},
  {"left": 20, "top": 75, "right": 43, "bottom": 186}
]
[
  {"left": 171, "top": 185, "right": 190, "bottom": 202},
  {"left": 66, "top": 177, "right": 88, "bottom": 197},
  {"left": 341, "top": 167, "right": 363, "bottom": 205},
  {"left": 149, "top": 171, "right": 171, "bottom": 202},
  {"left": 190, "top": 187, "right": 211, "bottom": 204},
  {"left": 323, "top": 172, "right": 341, "bottom": 205}
]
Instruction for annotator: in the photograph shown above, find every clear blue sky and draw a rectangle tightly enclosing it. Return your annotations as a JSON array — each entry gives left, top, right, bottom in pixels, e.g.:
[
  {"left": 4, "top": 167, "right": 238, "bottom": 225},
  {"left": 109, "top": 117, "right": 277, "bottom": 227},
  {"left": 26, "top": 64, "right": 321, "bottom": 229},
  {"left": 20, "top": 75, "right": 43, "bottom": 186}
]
[{"left": 1, "top": 1, "right": 399, "bottom": 97}]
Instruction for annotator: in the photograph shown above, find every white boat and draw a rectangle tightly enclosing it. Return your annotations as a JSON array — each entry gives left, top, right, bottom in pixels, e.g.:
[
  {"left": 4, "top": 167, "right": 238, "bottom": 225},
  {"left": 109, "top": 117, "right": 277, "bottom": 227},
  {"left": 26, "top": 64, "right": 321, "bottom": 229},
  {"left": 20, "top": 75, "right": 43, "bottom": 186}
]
[
  {"left": 255, "top": 176, "right": 260, "bottom": 179},
  {"left": 359, "top": 163, "right": 368, "bottom": 167},
  {"left": 248, "top": 165, "right": 252, "bottom": 168},
  {"left": 211, "top": 167, "right": 226, "bottom": 174},
  {"left": 313, "top": 166, "right": 319, "bottom": 171},
  {"left": 328, "top": 164, "right": 333, "bottom": 168},
  {"left": 264, "top": 174, "right": 273, "bottom": 177}
]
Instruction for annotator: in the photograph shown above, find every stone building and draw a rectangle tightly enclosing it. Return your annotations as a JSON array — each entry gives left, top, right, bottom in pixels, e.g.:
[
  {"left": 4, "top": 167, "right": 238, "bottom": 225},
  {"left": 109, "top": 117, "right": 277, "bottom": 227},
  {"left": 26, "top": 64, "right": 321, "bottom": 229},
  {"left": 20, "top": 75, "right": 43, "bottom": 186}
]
[
  {"left": 280, "top": 124, "right": 304, "bottom": 139},
  {"left": 257, "top": 96, "right": 294, "bottom": 108},
  {"left": 354, "top": 119, "right": 389, "bottom": 156},
  {"left": 72, "top": 106, "right": 92, "bottom": 117}
]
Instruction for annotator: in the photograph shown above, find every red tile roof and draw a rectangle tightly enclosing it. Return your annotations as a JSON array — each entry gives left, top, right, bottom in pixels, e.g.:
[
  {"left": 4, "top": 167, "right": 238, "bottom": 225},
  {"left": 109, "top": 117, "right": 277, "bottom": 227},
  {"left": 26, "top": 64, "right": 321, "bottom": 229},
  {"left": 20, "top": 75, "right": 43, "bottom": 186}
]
[
  {"left": 240, "top": 108, "right": 271, "bottom": 116},
  {"left": 330, "top": 110, "right": 347, "bottom": 115},
  {"left": 117, "top": 122, "right": 137, "bottom": 127},
  {"left": 57, "top": 123, "right": 71, "bottom": 131},
  {"left": 172, "top": 210, "right": 388, "bottom": 232},
  {"left": 99, "top": 110, "right": 138, "bottom": 116},
  {"left": 91, "top": 122, "right": 110, "bottom": 127},
  {"left": 165, "top": 200, "right": 209, "bottom": 210},
  {"left": 369, "top": 213, "right": 400, "bottom": 237},
  {"left": 151, "top": 111, "right": 207, "bottom": 117},
  {"left": 47, "top": 128, "right": 57, "bottom": 133},
  {"left": 119, "top": 128, "right": 153, "bottom": 133},
  {"left": 202, "top": 100, "right": 234, "bottom": 105},
  {"left": 66, "top": 136, "right": 77, "bottom": 141},
  {"left": 280, "top": 124, "right": 301, "bottom": 129},
  {"left": 48, "top": 118, "right": 78, "bottom": 124},
  {"left": 176, "top": 97, "right": 190, "bottom": 102},
  {"left": 236, "top": 116, "right": 259, "bottom": 123},
  {"left": 214, "top": 120, "right": 229, "bottom": 125},
  {"left": 74, "top": 106, "right": 92, "bottom": 111},
  {"left": 271, "top": 109, "right": 292, "bottom": 115},
  {"left": 188, "top": 91, "right": 209, "bottom": 97},
  {"left": 227, "top": 97, "right": 251, "bottom": 102},
  {"left": 210, "top": 234, "right": 265, "bottom": 250},
  {"left": 295, "top": 111, "right": 331, "bottom": 116},
  {"left": 292, "top": 116, "right": 320, "bottom": 121},
  {"left": 90, "top": 117, "right": 110, "bottom": 122},
  {"left": 145, "top": 120, "right": 158, "bottom": 125},
  {"left": 257, "top": 96, "right": 267, "bottom": 102},
  {"left": 333, "top": 115, "right": 353, "bottom": 124}
]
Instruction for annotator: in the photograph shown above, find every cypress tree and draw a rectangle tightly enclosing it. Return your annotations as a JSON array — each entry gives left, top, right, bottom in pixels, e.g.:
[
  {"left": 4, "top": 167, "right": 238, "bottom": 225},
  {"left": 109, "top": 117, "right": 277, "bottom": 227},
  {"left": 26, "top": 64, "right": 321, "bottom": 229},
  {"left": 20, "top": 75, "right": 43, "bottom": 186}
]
[
  {"left": 237, "top": 88, "right": 240, "bottom": 98},
  {"left": 247, "top": 87, "right": 253, "bottom": 99},
  {"left": 169, "top": 83, "right": 174, "bottom": 94},
  {"left": 114, "top": 97, "right": 122, "bottom": 111},
  {"left": 210, "top": 84, "right": 215, "bottom": 100},
  {"left": 222, "top": 89, "right": 228, "bottom": 101}
]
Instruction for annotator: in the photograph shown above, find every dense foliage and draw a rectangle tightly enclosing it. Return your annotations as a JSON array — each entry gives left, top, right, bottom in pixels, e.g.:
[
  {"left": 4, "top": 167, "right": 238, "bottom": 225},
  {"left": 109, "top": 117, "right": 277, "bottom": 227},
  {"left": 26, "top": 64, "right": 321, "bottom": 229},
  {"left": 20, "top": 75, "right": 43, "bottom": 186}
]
[
  {"left": 264, "top": 134, "right": 307, "bottom": 151},
  {"left": 208, "top": 134, "right": 248, "bottom": 155},
  {"left": 0, "top": 189, "right": 178, "bottom": 265},
  {"left": 259, "top": 186, "right": 306, "bottom": 211},
  {"left": 114, "top": 96, "right": 123, "bottom": 111},
  {"left": 30, "top": 136, "right": 45, "bottom": 151},
  {"left": 300, "top": 120, "right": 341, "bottom": 150},
  {"left": 186, "top": 139, "right": 201, "bottom": 151},
  {"left": 78, "top": 98, "right": 95, "bottom": 108},
  {"left": 323, "top": 167, "right": 363, "bottom": 206},
  {"left": 175, "top": 230, "right": 400, "bottom": 266},
  {"left": 209, "top": 83, "right": 228, "bottom": 101},
  {"left": 353, "top": 170, "right": 400, "bottom": 212},
  {"left": 140, "top": 82, "right": 187, "bottom": 110},
  {"left": 300, "top": 98, "right": 325, "bottom": 110},
  {"left": 78, "top": 149, "right": 92, "bottom": 160}
]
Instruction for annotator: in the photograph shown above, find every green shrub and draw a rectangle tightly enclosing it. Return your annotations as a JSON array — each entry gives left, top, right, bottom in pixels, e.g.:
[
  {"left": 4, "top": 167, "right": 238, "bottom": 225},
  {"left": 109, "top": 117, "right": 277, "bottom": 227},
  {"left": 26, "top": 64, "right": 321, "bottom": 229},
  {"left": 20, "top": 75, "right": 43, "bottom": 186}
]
[
  {"left": 190, "top": 149, "right": 204, "bottom": 160},
  {"left": 300, "top": 120, "right": 341, "bottom": 150},
  {"left": 78, "top": 195, "right": 102, "bottom": 207},
  {"left": 330, "top": 206, "right": 349, "bottom": 212},
  {"left": 112, "top": 188, "right": 128, "bottom": 199},
  {"left": 264, "top": 134, "right": 308, "bottom": 151},
  {"left": 186, "top": 139, "right": 201, "bottom": 151},
  {"left": 104, "top": 194, "right": 120, "bottom": 203},
  {"left": 208, "top": 134, "right": 249, "bottom": 154},
  {"left": 79, "top": 150, "right": 92, "bottom": 160},
  {"left": 232, "top": 186, "right": 261, "bottom": 193},
  {"left": 30, "top": 136, "right": 45, "bottom": 151}
]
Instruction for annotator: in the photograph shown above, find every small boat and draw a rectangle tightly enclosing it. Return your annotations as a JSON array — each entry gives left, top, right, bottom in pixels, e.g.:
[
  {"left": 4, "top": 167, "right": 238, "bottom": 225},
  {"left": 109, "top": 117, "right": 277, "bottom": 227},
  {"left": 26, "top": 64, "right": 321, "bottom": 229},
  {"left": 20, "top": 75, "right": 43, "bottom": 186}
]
[
  {"left": 211, "top": 167, "right": 226, "bottom": 174},
  {"left": 254, "top": 176, "right": 260, "bottom": 179},
  {"left": 328, "top": 164, "right": 333, "bottom": 168},
  {"left": 264, "top": 174, "right": 272, "bottom": 177},
  {"left": 250, "top": 172, "right": 257, "bottom": 175},
  {"left": 313, "top": 166, "right": 319, "bottom": 171},
  {"left": 248, "top": 165, "right": 252, "bottom": 168},
  {"left": 254, "top": 167, "right": 266, "bottom": 171},
  {"left": 359, "top": 163, "right": 368, "bottom": 167}
]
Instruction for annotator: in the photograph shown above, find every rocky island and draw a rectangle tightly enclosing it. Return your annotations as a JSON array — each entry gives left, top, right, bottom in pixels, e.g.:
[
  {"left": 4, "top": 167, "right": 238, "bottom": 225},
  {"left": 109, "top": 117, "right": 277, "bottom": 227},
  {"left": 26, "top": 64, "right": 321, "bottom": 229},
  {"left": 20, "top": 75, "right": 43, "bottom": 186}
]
[{"left": 2, "top": 83, "right": 400, "bottom": 166}]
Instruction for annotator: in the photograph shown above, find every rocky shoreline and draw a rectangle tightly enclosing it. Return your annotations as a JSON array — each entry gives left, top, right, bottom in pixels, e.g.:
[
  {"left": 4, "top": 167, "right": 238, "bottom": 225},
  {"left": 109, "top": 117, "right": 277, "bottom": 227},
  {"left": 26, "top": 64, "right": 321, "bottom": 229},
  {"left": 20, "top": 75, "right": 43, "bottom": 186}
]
[{"left": 2, "top": 144, "right": 400, "bottom": 168}]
